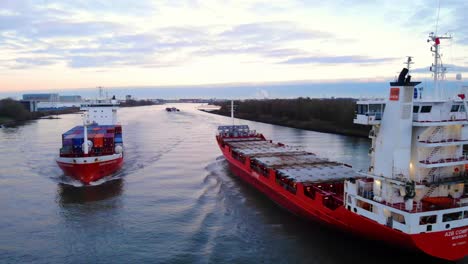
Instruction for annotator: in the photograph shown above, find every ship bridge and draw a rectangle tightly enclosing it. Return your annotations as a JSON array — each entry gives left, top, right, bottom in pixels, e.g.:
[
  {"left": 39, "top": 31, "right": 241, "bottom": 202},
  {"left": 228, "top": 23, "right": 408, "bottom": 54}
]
[
  {"left": 353, "top": 100, "right": 385, "bottom": 125},
  {"left": 354, "top": 100, "right": 468, "bottom": 126}
]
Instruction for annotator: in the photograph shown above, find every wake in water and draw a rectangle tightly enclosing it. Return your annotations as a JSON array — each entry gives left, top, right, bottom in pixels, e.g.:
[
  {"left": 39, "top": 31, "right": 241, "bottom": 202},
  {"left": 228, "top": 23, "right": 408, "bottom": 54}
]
[
  {"left": 57, "top": 179, "right": 124, "bottom": 204},
  {"left": 51, "top": 172, "right": 125, "bottom": 187}
]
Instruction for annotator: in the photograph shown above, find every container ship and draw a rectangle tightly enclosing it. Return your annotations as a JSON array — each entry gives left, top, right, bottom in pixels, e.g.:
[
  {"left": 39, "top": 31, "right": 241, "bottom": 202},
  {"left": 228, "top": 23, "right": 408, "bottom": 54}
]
[
  {"left": 57, "top": 93, "right": 124, "bottom": 184},
  {"left": 216, "top": 34, "right": 468, "bottom": 261}
]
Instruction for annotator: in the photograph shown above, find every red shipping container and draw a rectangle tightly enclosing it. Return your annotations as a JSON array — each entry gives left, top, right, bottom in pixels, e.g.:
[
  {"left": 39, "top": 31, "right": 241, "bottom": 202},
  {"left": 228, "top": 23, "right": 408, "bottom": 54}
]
[{"left": 93, "top": 134, "right": 104, "bottom": 148}]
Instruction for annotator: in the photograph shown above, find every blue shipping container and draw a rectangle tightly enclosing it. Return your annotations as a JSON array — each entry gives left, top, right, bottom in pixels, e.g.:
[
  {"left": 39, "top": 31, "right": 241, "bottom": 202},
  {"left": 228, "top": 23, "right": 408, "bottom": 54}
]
[
  {"left": 72, "top": 137, "right": 84, "bottom": 147},
  {"left": 63, "top": 139, "right": 73, "bottom": 146},
  {"left": 115, "top": 135, "right": 123, "bottom": 143}
]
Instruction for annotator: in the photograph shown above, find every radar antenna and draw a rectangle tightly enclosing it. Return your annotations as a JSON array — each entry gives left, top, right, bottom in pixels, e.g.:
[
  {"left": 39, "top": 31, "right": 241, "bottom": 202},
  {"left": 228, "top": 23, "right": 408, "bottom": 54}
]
[{"left": 405, "top": 56, "right": 414, "bottom": 72}]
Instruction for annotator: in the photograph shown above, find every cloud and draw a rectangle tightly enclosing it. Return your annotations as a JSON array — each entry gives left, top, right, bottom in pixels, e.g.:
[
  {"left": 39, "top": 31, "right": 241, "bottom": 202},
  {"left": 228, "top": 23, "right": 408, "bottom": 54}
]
[
  {"left": 17, "top": 27, "right": 210, "bottom": 68},
  {"left": 53, "top": 0, "right": 156, "bottom": 16},
  {"left": 0, "top": 1, "right": 342, "bottom": 70},
  {"left": 262, "top": 48, "right": 306, "bottom": 58},
  {"left": 193, "top": 46, "right": 308, "bottom": 63},
  {"left": 15, "top": 57, "right": 58, "bottom": 66},
  {"left": 192, "top": 22, "right": 331, "bottom": 59},
  {"left": 17, "top": 20, "right": 325, "bottom": 69},
  {"left": 411, "top": 64, "right": 468, "bottom": 73},
  {"left": 279, "top": 55, "right": 397, "bottom": 65},
  {"left": 30, "top": 20, "right": 122, "bottom": 38},
  {"left": 220, "top": 21, "right": 333, "bottom": 44},
  {"left": 67, "top": 53, "right": 182, "bottom": 69}
]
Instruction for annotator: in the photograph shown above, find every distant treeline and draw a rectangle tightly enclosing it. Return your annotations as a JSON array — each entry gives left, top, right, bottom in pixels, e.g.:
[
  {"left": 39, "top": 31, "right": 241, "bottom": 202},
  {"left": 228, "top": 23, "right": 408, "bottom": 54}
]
[
  {"left": 0, "top": 98, "right": 79, "bottom": 125},
  {"left": 213, "top": 98, "right": 370, "bottom": 137},
  {"left": 120, "top": 99, "right": 156, "bottom": 107}
]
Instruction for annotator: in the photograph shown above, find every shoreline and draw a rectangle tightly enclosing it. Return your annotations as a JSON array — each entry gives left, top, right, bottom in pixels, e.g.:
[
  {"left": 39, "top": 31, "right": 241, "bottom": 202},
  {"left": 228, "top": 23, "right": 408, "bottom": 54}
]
[
  {"left": 205, "top": 98, "right": 371, "bottom": 138},
  {"left": 208, "top": 111, "right": 370, "bottom": 138},
  {"left": 0, "top": 107, "right": 81, "bottom": 127},
  {"left": 0, "top": 101, "right": 161, "bottom": 127}
]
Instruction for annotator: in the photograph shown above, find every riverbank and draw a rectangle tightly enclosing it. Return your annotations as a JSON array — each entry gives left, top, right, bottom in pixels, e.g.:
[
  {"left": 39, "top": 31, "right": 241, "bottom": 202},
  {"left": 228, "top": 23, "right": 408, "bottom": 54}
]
[
  {"left": 210, "top": 98, "right": 370, "bottom": 138},
  {"left": 0, "top": 98, "right": 80, "bottom": 126},
  {"left": 119, "top": 99, "right": 160, "bottom": 107}
]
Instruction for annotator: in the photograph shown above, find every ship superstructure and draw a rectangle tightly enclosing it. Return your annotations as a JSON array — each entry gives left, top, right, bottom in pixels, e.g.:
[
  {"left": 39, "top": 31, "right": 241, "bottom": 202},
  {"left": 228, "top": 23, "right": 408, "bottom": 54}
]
[
  {"left": 57, "top": 89, "right": 124, "bottom": 184},
  {"left": 216, "top": 34, "right": 468, "bottom": 261},
  {"left": 352, "top": 34, "right": 468, "bottom": 259}
]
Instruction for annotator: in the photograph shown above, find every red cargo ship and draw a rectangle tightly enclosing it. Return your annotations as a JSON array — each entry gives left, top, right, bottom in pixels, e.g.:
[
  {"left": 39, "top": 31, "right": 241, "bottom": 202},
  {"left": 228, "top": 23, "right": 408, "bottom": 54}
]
[
  {"left": 57, "top": 93, "right": 124, "bottom": 184},
  {"left": 216, "top": 35, "right": 468, "bottom": 261}
]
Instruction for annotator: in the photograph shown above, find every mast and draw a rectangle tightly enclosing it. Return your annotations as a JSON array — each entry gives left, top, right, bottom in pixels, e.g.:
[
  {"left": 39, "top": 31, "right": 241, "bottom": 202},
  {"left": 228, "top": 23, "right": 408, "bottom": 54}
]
[
  {"left": 405, "top": 56, "right": 413, "bottom": 72},
  {"left": 98, "top": 86, "right": 104, "bottom": 100},
  {"left": 231, "top": 100, "right": 234, "bottom": 126},
  {"left": 428, "top": 32, "right": 452, "bottom": 99},
  {"left": 83, "top": 113, "right": 89, "bottom": 155}
]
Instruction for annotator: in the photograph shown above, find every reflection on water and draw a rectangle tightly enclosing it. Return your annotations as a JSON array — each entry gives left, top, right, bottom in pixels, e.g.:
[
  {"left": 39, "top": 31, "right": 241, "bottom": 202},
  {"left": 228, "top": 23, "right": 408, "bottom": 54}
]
[{"left": 58, "top": 179, "right": 124, "bottom": 204}]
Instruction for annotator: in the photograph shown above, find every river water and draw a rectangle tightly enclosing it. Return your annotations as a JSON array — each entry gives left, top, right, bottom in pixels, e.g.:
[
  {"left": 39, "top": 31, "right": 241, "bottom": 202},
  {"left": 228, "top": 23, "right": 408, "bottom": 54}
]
[{"left": 0, "top": 104, "right": 459, "bottom": 263}]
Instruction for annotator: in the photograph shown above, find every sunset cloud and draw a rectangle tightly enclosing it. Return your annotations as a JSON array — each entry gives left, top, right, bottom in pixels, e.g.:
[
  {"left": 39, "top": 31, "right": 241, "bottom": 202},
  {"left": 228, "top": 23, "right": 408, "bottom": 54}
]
[{"left": 0, "top": 0, "right": 467, "bottom": 91}]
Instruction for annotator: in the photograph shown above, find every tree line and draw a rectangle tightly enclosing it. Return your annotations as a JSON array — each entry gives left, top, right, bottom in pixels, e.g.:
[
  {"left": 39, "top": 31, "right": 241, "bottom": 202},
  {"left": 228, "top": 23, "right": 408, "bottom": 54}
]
[
  {"left": 0, "top": 98, "right": 79, "bottom": 125},
  {"left": 119, "top": 99, "right": 156, "bottom": 107},
  {"left": 213, "top": 98, "right": 370, "bottom": 137}
]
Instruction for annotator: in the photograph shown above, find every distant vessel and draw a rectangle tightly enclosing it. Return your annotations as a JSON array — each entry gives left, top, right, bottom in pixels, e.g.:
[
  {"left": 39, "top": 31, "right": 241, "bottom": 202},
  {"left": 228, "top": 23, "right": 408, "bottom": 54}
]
[
  {"left": 56, "top": 89, "right": 124, "bottom": 184},
  {"left": 216, "top": 34, "right": 468, "bottom": 261},
  {"left": 197, "top": 104, "right": 221, "bottom": 112},
  {"left": 166, "top": 107, "right": 180, "bottom": 112}
]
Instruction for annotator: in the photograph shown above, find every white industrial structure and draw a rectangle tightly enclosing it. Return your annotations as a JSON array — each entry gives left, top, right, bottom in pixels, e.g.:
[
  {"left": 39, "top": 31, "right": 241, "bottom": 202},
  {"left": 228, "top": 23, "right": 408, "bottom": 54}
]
[{"left": 349, "top": 33, "right": 468, "bottom": 238}]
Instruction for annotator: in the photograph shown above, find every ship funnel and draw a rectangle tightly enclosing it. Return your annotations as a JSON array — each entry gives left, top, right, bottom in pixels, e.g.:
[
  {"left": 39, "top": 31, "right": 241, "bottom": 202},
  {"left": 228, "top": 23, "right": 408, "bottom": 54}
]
[
  {"left": 397, "top": 68, "right": 409, "bottom": 84},
  {"left": 390, "top": 67, "right": 421, "bottom": 87}
]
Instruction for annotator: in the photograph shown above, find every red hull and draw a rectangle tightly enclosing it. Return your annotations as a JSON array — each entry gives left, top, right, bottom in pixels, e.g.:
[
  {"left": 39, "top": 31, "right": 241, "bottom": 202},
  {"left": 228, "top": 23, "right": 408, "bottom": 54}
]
[
  {"left": 57, "top": 156, "right": 123, "bottom": 184},
  {"left": 218, "top": 139, "right": 468, "bottom": 261}
]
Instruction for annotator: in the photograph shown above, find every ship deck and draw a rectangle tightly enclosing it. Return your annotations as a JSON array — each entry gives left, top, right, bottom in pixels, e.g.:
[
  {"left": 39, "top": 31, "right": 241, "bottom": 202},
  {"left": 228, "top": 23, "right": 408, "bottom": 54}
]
[
  {"left": 222, "top": 135, "right": 468, "bottom": 222},
  {"left": 225, "top": 138, "right": 356, "bottom": 184}
]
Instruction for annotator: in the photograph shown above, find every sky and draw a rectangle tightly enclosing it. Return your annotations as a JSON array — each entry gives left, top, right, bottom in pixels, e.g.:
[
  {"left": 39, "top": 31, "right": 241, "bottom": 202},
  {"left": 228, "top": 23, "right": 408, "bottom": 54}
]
[{"left": 1, "top": 0, "right": 468, "bottom": 94}]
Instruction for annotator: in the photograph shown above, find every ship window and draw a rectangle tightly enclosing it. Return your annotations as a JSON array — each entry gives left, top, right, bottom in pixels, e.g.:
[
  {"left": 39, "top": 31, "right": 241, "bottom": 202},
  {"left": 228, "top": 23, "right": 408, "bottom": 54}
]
[
  {"left": 391, "top": 212, "right": 406, "bottom": 224},
  {"left": 276, "top": 176, "right": 297, "bottom": 194},
  {"left": 460, "top": 105, "right": 466, "bottom": 112},
  {"left": 250, "top": 160, "right": 269, "bottom": 177},
  {"left": 356, "top": 199, "right": 373, "bottom": 213},
  {"left": 420, "top": 106, "right": 432, "bottom": 113},
  {"left": 356, "top": 104, "right": 368, "bottom": 115},
  {"left": 419, "top": 215, "right": 437, "bottom": 225},
  {"left": 304, "top": 186, "right": 315, "bottom": 199},
  {"left": 413, "top": 105, "right": 420, "bottom": 113},
  {"left": 369, "top": 104, "right": 381, "bottom": 113},
  {"left": 451, "top": 105, "right": 460, "bottom": 112},
  {"left": 464, "top": 211, "right": 468, "bottom": 219},
  {"left": 323, "top": 195, "right": 340, "bottom": 210},
  {"left": 443, "top": 212, "right": 462, "bottom": 222}
]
